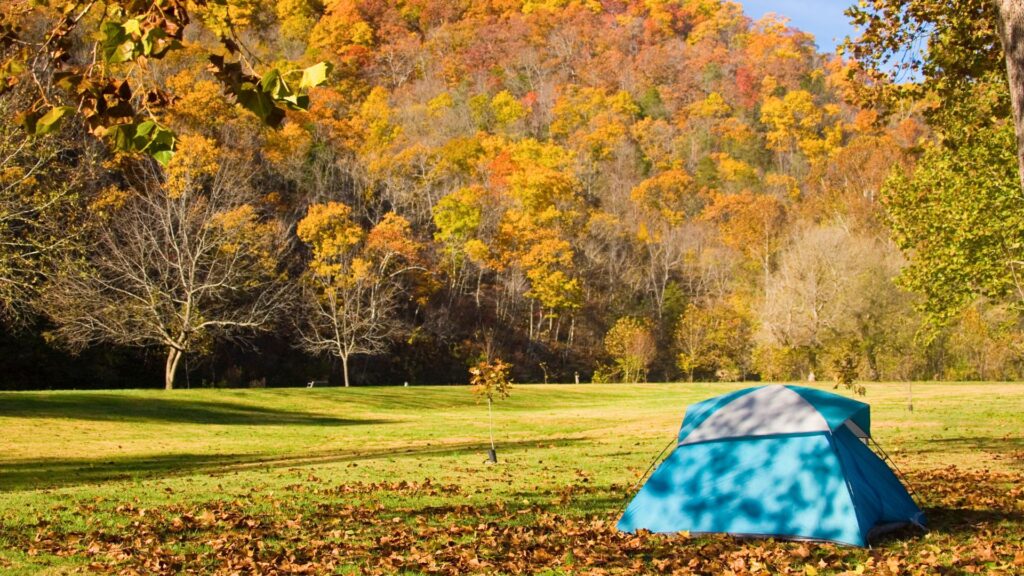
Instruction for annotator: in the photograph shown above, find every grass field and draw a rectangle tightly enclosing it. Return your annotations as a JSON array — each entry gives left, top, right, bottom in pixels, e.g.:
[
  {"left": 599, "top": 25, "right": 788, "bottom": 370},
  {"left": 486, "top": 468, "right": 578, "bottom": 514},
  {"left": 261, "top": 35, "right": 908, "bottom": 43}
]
[{"left": 0, "top": 382, "right": 1022, "bottom": 574}]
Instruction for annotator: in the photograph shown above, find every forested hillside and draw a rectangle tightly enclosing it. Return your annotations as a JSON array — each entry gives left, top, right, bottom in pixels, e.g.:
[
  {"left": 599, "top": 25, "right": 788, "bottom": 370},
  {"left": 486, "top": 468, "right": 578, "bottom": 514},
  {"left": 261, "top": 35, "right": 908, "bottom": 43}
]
[{"left": 1, "top": 0, "right": 1020, "bottom": 389}]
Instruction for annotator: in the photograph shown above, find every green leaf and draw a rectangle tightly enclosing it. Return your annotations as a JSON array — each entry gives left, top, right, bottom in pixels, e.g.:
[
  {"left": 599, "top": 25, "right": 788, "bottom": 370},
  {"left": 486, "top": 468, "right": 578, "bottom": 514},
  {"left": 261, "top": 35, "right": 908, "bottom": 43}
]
[
  {"left": 237, "top": 88, "right": 274, "bottom": 122},
  {"left": 141, "top": 26, "right": 168, "bottom": 56},
  {"left": 151, "top": 149, "right": 174, "bottom": 166},
  {"left": 34, "top": 106, "right": 74, "bottom": 135},
  {"left": 299, "top": 62, "right": 331, "bottom": 90},
  {"left": 100, "top": 21, "right": 134, "bottom": 63},
  {"left": 104, "top": 123, "right": 137, "bottom": 151},
  {"left": 122, "top": 18, "right": 141, "bottom": 37},
  {"left": 102, "top": 120, "right": 176, "bottom": 162},
  {"left": 260, "top": 69, "right": 289, "bottom": 100},
  {"left": 134, "top": 120, "right": 156, "bottom": 138}
]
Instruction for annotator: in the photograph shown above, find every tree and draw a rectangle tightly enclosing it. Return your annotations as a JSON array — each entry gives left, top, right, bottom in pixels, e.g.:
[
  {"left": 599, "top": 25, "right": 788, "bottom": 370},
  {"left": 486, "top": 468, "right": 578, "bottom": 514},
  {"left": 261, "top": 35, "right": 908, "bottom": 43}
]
[
  {"left": 946, "top": 300, "right": 1024, "bottom": 380},
  {"left": 295, "top": 203, "right": 422, "bottom": 387},
  {"left": 0, "top": 93, "right": 95, "bottom": 324},
  {"left": 844, "top": 0, "right": 1024, "bottom": 188},
  {"left": 630, "top": 169, "right": 709, "bottom": 318},
  {"left": 675, "top": 300, "right": 752, "bottom": 382},
  {"left": 469, "top": 357, "right": 512, "bottom": 463},
  {"left": 604, "top": 317, "right": 656, "bottom": 383},
  {"left": 701, "top": 191, "right": 787, "bottom": 281},
  {"left": 884, "top": 121, "right": 1024, "bottom": 325},
  {"left": 0, "top": 0, "right": 330, "bottom": 162},
  {"left": 759, "top": 225, "right": 876, "bottom": 371},
  {"left": 45, "top": 142, "right": 290, "bottom": 389}
]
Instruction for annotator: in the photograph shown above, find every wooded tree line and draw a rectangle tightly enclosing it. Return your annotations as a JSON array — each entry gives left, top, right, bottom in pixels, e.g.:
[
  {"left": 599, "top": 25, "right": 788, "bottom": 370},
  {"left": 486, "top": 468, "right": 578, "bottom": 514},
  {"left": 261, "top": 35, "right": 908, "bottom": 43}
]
[{"left": 1, "top": 0, "right": 1023, "bottom": 389}]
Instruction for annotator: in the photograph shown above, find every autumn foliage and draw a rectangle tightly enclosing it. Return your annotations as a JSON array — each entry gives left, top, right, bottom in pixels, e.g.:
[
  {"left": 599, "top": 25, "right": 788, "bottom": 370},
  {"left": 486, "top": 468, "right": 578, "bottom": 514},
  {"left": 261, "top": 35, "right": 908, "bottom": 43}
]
[{"left": 1, "top": 0, "right": 1022, "bottom": 387}]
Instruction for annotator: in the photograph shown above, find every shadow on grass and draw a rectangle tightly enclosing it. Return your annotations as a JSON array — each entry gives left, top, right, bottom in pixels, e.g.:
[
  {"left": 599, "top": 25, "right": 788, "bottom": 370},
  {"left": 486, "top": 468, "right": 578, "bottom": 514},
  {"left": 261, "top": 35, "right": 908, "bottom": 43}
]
[
  {"left": 0, "top": 393, "right": 379, "bottom": 426},
  {"left": 925, "top": 506, "right": 1024, "bottom": 534},
  {"left": 868, "top": 506, "right": 1024, "bottom": 547},
  {"left": 915, "top": 436, "right": 1024, "bottom": 456},
  {"left": 0, "top": 437, "right": 585, "bottom": 492}
]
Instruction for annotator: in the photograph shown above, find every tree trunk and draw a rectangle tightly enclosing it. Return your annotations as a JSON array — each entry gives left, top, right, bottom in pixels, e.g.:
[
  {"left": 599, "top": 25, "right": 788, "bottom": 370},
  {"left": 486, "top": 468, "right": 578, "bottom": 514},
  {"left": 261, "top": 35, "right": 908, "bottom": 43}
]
[
  {"left": 165, "top": 347, "right": 183, "bottom": 390},
  {"left": 996, "top": 0, "right": 1024, "bottom": 190},
  {"left": 341, "top": 354, "right": 351, "bottom": 388},
  {"left": 487, "top": 397, "right": 495, "bottom": 451}
]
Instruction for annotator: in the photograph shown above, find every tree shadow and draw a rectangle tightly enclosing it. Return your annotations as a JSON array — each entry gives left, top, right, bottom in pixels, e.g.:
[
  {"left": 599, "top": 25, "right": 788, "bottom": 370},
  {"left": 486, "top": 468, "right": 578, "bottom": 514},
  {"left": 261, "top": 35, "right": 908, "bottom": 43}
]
[
  {"left": 924, "top": 506, "right": 1024, "bottom": 536},
  {"left": 868, "top": 505, "right": 1024, "bottom": 546},
  {"left": 0, "top": 437, "right": 585, "bottom": 492},
  {"left": 0, "top": 393, "right": 382, "bottom": 426},
  {"left": 915, "top": 437, "right": 1024, "bottom": 463}
]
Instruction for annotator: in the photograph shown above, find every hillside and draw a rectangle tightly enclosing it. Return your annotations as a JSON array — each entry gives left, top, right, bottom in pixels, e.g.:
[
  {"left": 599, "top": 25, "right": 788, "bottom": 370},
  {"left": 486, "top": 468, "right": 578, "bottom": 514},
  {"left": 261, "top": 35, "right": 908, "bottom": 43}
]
[{"left": 3, "top": 1, "right": 1018, "bottom": 389}]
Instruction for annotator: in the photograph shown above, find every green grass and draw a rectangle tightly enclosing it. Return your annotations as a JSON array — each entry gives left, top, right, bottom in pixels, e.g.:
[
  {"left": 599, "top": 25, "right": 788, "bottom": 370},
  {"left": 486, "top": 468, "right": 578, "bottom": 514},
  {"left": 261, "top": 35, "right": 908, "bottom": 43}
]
[{"left": 0, "top": 382, "right": 1022, "bottom": 574}]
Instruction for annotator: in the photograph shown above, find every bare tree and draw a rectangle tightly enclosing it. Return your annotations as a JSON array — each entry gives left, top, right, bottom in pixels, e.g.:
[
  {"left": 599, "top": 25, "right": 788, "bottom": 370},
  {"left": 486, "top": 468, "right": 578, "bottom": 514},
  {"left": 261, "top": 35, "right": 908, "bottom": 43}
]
[
  {"left": 0, "top": 94, "right": 95, "bottom": 324},
  {"left": 759, "top": 225, "right": 874, "bottom": 367},
  {"left": 296, "top": 263, "right": 412, "bottom": 387},
  {"left": 45, "top": 157, "right": 291, "bottom": 389}
]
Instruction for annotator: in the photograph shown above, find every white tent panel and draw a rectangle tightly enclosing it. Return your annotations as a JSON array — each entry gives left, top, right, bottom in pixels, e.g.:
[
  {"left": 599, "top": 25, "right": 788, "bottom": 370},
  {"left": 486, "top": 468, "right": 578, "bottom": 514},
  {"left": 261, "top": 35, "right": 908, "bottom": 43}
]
[
  {"left": 845, "top": 419, "right": 869, "bottom": 438},
  {"left": 680, "top": 385, "right": 829, "bottom": 445}
]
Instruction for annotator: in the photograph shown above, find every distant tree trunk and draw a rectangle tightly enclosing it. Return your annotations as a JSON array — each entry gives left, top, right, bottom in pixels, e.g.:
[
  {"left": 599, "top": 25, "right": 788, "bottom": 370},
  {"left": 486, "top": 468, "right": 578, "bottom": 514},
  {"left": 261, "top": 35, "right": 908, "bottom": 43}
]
[
  {"left": 996, "top": 0, "right": 1024, "bottom": 190},
  {"left": 165, "top": 347, "right": 183, "bottom": 390},
  {"left": 341, "top": 354, "right": 351, "bottom": 388}
]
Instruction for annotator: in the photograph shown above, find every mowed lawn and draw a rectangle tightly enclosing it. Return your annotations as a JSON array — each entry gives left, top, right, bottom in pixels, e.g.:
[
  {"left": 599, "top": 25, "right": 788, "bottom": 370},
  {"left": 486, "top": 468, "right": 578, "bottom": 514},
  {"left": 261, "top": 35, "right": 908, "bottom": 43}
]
[{"left": 0, "top": 382, "right": 1022, "bottom": 574}]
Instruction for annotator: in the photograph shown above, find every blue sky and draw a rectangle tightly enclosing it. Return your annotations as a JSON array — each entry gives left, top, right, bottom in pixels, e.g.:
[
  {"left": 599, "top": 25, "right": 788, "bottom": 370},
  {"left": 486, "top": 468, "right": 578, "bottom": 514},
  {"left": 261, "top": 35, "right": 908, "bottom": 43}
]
[{"left": 739, "top": 0, "right": 857, "bottom": 54}]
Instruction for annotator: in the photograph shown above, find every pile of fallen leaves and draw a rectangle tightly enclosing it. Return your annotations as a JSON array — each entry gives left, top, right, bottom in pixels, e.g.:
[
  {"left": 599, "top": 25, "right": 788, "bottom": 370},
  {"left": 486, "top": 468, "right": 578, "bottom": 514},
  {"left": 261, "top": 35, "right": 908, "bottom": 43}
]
[{"left": 13, "top": 469, "right": 1024, "bottom": 575}]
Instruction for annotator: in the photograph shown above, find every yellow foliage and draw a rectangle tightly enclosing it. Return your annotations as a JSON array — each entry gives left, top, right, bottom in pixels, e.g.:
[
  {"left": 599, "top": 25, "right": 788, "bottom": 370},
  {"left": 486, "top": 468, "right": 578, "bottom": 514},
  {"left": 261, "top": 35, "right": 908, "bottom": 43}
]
[
  {"left": 604, "top": 316, "right": 655, "bottom": 382},
  {"left": 165, "top": 134, "right": 221, "bottom": 198},
  {"left": 349, "top": 256, "right": 371, "bottom": 282},
  {"left": 350, "top": 21, "right": 374, "bottom": 45},
  {"left": 711, "top": 153, "right": 758, "bottom": 183},
  {"left": 700, "top": 190, "right": 786, "bottom": 262},
  {"left": 464, "top": 239, "right": 491, "bottom": 267},
  {"left": 713, "top": 117, "right": 755, "bottom": 144},
  {"left": 208, "top": 204, "right": 281, "bottom": 275},
  {"left": 88, "top": 185, "right": 132, "bottom": 219},
  {"left": 264, "top": 123, "right": 313, "bottom": 168},
  {"left": 427, "top": 92, "right": 454, "bottom": 117},
  {"left": 686, "top": 0, "right": 745, "bottom": 45},
  {"left": 354, "top": 87, "right": 400, "bottom": 153},
  {"left": 632, "top": 118, "right": 681, "bottom": 171},
  {"left": 166, "top": 70, "right": 234, "bottom": 130},
  {"left": 689, "top": 92, "right": 731, "bottom": 119},
  {"left": 275, "top": 0, "right": 318, "bottom": 42},
  {"left": 191, "top": 0, "right": 263, "bottom": 38},
  {"left": 509, "top": 138, "right": 571, "bottom": 171},
  {"left": 0, "top": 166, "right": 24, "bottom": 185},
  {"left": 550, "top": 87, "right": 638, "bottom": 137},
  {"left": 521, "top": 238, "right": 581, "bottom": 312},
  {"left": 576, "top": 116, "right": 629, "bottom": 161},
  {"left": 509, "top": 168, "right": 575, "bottom": 214},
  {"left": 491, "top": 91, "right": 527, "bottom": 129},
  {"left": 630, "top": 169, "right": 698, "bottom": 226},
  {"left": 760, "top": 89, "right": 842, "bottom": 162},
  {"left": 296, "top": 202, "right": 365, "bottom": 279},
  {"left": 522, "top": 0, "right": 601, "bottom": 14},
  {"left": 308, "top": 0, "right": 374, "bottom": 60}
]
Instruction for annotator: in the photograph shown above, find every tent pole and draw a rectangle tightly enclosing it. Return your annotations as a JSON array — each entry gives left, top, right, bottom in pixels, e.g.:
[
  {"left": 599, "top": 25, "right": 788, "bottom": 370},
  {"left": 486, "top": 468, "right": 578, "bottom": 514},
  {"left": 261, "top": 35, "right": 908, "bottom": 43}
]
[
  {"left": 618, "top": 435, "right": 677, "bottom": 517},
  {"left": 869, "top": 437, "right": 920, "bottom": 501}
]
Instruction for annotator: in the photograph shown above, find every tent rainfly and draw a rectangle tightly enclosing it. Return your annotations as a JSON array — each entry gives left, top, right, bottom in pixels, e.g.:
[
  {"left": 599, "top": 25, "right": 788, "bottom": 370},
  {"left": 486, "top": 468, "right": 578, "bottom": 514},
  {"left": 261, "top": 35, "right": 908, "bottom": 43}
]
[{"left": 618, "top": 385, "right": 925, "bottom": 547}]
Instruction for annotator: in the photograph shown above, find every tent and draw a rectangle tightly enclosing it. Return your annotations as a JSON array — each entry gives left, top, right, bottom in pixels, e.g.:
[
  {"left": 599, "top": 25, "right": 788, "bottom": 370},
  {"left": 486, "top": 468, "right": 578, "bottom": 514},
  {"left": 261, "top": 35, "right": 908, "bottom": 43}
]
[{"left": 618, "top": 384, "right": 925, "bottom": 547}]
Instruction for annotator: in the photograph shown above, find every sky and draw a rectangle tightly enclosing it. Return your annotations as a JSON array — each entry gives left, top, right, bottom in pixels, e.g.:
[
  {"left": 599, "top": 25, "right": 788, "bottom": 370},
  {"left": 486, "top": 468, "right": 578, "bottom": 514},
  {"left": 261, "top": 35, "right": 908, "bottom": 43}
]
[{"left": 739, "top": 0, "right": 858, "bottom": 54}]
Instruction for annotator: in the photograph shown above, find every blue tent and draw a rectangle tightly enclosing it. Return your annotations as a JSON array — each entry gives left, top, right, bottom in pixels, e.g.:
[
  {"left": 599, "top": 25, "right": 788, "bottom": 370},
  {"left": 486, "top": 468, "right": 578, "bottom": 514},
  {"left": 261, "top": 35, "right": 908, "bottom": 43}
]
[{"left": 618, "top": 385, "right": 925, "bottom": 546}]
